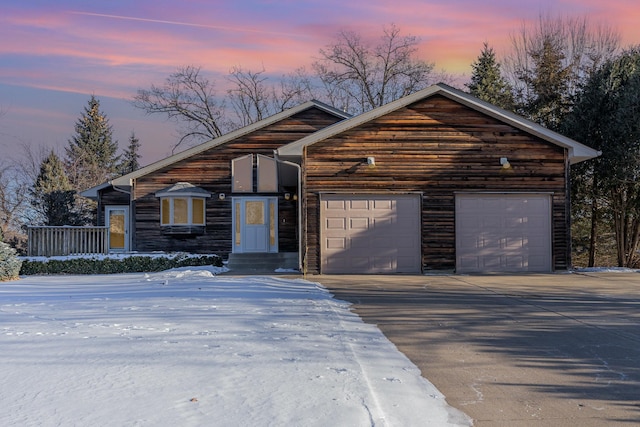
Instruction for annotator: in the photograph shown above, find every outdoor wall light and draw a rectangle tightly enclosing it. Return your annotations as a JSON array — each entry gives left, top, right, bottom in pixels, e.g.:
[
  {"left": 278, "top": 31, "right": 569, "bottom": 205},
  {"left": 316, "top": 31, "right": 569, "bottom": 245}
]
[
  {"left": 366, "top": 156, "right": 376, "bottom": 167},
  {"left": 218, "top": 193, "right": 226, "bottom": 200},
  {"left": 284, "top": 193, "right": 291, "bottom": 200},
  {"left": 500, "top": 157, "right": 511, "bottom": 169}
]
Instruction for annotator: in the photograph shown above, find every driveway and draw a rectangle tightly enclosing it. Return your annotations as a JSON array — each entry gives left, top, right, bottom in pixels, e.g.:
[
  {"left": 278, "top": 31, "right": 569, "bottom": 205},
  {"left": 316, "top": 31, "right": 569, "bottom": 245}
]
[{"left": 313, "top": 272, "right": 640, "bottom": 426}]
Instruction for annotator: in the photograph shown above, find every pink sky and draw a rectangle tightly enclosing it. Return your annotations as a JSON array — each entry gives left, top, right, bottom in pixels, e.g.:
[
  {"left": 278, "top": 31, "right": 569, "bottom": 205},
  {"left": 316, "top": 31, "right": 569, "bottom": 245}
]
[{"left": 1, "top": 0, "right": 638, "bottom": 165}]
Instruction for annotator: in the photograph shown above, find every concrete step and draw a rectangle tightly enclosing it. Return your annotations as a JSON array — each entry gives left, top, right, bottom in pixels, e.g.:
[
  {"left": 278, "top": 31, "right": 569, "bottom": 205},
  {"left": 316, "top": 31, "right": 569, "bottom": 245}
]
[{"left": 226, "top": 252, "right": 299, "bottom": 273}]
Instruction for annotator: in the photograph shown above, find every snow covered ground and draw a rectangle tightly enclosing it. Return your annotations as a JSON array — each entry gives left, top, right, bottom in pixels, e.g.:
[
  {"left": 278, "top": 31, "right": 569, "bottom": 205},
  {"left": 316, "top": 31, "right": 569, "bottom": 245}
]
[{"left": 0, "top": 267, "right": 471, "bottom": 427}]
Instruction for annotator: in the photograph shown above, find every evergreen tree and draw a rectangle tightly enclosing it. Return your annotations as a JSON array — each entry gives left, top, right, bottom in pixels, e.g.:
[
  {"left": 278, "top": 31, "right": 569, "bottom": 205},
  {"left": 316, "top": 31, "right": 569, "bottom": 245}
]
[
  {"left": 119, "top": 131, "right": 141, "bottom": 175},
  {"left": 467, "top": 42, "right": 514, "bottom": 110},
  {"left": 517, "top": 36, "right": 572, "bottom": 130},
  {"left": 66, "top": 95, "right": 120, "bottom": 191},
  {"left": 505, "top": 14, "right": 619, "bottom": 131},
  {"left": 65, "top": 95, "right": 120, "bottom": 224},
  {"left": 0, "top": 240, "right": 22, "bottom": 281},
  {"left": 564, "top": 47, "right": 640, "bottom": 267},
  {"left": 31, "top": 151, "right": 82, "bottom": 226}
]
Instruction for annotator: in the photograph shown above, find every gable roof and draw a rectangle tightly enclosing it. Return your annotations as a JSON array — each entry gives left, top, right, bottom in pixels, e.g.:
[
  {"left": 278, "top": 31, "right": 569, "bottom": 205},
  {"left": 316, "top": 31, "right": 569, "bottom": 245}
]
[
  {"left": 277, "top": 83, "right": 600, "bottom": 164},
  {"left": 81, "top": 100, "right": 350, "bottom": 198}
]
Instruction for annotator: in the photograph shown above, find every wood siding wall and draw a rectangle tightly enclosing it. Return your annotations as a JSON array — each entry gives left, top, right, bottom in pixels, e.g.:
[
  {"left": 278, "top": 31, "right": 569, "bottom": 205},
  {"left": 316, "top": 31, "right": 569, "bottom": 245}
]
[
  {"left": 96, "top": 187, "right": 130, "bottom": 226},
  {"left": 130, "top": 108, "right": 343, "bottom": 256},
  {"left": 303, "top": 95, "right": 569, "bottom": 273}
]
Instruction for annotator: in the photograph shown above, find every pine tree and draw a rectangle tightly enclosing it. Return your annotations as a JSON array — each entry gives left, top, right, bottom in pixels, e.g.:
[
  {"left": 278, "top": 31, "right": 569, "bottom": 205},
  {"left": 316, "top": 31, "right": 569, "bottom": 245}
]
[
  {"left": 517, "top": 37, "right": 572, "bottom": 130},
  {"left": 66, "top": 95, "right": 120, "bottom": 191},
  {"left": 31, "top": 151, "right": 82, "bottom": 226},
  {"left": 0, "top": 240, "right": 22, "bottom": 281},
  {"left": 65, "top": 95, "right": 120, "bottom": 224},
  {"left": 467, "top": 42, "right": 514, "bottom": 110},
  {"left": 119, "top": 131, "right": 141, "bottom": 175}
]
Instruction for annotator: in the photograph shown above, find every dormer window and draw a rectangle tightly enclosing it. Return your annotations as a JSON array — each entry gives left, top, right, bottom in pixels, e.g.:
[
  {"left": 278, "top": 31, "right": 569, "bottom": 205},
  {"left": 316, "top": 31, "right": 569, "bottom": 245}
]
[{"left": 155, "top": 182, "right": 211, "bottom": 234}]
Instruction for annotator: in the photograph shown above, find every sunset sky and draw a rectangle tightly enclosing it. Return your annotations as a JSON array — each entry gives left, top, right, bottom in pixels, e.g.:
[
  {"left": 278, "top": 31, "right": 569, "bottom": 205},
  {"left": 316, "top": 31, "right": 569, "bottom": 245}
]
[{"left": 1, "top": 0, "right": 639, "bottom": 165}]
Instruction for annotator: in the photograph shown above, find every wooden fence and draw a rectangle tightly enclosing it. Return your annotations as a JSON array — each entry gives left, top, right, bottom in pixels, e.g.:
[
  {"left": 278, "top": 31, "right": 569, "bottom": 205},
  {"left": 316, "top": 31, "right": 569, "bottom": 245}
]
[{"left": 27, "top": 226, "right": 109, "bottom": 257}]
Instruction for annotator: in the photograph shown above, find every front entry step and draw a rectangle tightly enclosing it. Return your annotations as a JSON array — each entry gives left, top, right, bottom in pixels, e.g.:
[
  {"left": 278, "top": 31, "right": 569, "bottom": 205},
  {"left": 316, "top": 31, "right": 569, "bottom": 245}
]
[{"left": 226, "top": 252, "right": 299, "bottom": 274}]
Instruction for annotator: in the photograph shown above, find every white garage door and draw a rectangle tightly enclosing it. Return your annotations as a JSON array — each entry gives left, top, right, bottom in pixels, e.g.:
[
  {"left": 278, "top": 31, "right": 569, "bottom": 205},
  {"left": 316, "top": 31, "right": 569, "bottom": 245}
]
[
  {"left": 456, "top": 194, "right": 552, "bottom": 273},
  {"left": 320, "top": 194, "right": 421, "bottom": 274}
]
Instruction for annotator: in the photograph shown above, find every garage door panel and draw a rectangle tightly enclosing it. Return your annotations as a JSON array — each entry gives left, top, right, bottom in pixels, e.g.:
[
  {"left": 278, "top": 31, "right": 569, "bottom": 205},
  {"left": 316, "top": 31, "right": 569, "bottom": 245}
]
[
  {"left": 456, "top": 194, "right": 551, "bottom": 273},
  {"left": 326, "top": 237, "right": 346, "bottom": 249},
  {"left": 325, "top": 217, "right": 346, "bottom": 229},
  {"left": 373, "top": 199, "right": 393, "bottom": 210},
  {"left": 326, "top": 200, "right": 346, "bottom": 210},
  {"left": 506, "top": 256, "right": 525, "bottom": 269},
  {"left": 350, "top": 200, "right": 369, "bottom": 209},
  {"left": 350, "top": 217, "right": 369, "bottom": 230},
  {"left": 481, "top": 256, "right": 502, "bottom": 269},
  {"left": 324, "top": 252, "right": 350, "bottom": 268},
  {"left": 321, "top": 194, "right": 421, "bottom": 274},
  {"left": 351, "top": 257, "right": 371, "bottom": 270},
  {"left": 373, "top": 257, "right": 393, "bottom": 270},
  {"left": 350, "top": 235, "right": 370, "bottom": 249}
]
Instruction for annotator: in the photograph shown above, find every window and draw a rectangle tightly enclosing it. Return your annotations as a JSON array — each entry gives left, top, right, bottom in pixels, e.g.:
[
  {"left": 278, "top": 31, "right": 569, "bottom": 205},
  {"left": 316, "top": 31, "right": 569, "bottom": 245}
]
[
  {"left": 232, "top": 154, "right": 279, "bottom": 193},
  {"left": 155, "top": 182, "right": 211, "bottom": 232},
  {"left": 257, "top": 154, "right": 278, "bottom": 192},
  {"left": 232, "top": 154, "right": 253, "bottom": 192},
  {"left": 160, "top": 197, "right": 206, "bottom": 226}
]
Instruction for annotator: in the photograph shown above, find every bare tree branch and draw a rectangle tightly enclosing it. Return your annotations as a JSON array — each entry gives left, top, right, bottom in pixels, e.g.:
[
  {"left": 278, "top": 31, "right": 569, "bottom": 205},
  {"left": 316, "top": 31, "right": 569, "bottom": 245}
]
[
  {"left": 132, "top": 65, "right": 229, "bottom": 153},
  {"left": 313, "top": 24, "right": 435, "bottom": 114}
]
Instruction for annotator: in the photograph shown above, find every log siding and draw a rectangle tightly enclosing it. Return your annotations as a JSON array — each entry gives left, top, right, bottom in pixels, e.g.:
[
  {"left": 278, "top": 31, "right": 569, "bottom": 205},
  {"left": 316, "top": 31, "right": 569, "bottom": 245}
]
[
  {"left": 302, "top": 95, "right": 569, "bottom": 273},
  {"left": 129, "top": 108, "right": 343, "bottom": 256}
]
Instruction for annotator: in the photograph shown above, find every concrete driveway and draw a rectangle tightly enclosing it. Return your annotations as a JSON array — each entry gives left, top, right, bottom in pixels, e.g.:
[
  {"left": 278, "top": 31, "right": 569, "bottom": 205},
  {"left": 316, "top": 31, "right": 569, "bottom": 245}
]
[{"left": 313, "top": 272, "right": 640, "bottom": 426}]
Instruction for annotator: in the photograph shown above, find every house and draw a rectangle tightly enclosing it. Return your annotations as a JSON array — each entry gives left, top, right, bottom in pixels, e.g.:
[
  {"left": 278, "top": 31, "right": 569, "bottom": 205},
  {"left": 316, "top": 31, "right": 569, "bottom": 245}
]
[{"left": 81, "top": 83, "right": 599, "bottom": 274}]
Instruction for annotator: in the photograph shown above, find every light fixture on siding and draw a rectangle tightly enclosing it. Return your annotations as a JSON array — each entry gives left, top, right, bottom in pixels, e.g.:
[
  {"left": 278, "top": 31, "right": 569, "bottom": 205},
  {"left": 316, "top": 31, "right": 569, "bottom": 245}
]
[
  {"left": 500, "top": 157, "right": 511, "bottom": 169},
  {"left": 366, "top": 156, "right": 376, "bottom": 167},
  {"left": 218, "top": 193, "right": 226, "bottom": 200},
  {"left": 284, "top": 193, "right": 291, "bottom": 200}
]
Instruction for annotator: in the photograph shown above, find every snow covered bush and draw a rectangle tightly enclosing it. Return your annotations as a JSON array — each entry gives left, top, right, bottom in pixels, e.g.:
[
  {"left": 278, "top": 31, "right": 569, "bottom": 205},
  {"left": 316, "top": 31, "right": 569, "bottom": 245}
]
[
  {"left": 20, "top": 254, "right": 222, "bottom": 275},
  {"left": 0, "top": 241, "right": 22, "bottom": 281}
]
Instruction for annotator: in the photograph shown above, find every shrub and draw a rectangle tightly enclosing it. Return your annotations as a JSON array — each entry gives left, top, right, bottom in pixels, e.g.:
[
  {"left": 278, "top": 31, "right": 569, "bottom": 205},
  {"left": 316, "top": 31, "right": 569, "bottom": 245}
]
[
  {"left": 0, "top": 241, "right": 23, "bottom": 281},
  {"left": 19, "top": 253, "right": 223, "bottom": 276}
]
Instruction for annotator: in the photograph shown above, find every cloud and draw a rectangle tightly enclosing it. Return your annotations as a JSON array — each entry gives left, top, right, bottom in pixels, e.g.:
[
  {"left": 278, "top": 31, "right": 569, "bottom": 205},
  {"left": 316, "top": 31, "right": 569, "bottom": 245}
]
[{"left": 67, "top": 11, "right": 310, "bottom": 39}]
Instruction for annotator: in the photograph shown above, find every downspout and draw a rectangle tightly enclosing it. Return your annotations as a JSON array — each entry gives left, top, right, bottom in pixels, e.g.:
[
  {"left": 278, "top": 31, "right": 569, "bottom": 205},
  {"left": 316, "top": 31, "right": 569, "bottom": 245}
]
[{"left": 274, "top": 152, "right": 304, "bottom": 273}]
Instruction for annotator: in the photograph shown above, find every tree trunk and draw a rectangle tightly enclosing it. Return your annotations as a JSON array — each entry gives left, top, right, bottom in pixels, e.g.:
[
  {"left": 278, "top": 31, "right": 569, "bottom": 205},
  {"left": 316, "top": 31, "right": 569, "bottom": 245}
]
[
  {"left": 588, "top": 200, "right": 597, "bottom": 267},
  {"left": 588, "top": 178, "right": 598, "bottom": 267}
]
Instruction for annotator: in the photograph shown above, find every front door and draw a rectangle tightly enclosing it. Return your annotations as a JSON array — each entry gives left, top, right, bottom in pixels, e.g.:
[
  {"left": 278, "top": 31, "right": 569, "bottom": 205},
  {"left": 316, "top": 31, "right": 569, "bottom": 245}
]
[
  {"left": 233, "top": 197, "right": 278, "bottom": 253},
  {"left": 105, "top": 206, "right": 129, "bottom": 252}
]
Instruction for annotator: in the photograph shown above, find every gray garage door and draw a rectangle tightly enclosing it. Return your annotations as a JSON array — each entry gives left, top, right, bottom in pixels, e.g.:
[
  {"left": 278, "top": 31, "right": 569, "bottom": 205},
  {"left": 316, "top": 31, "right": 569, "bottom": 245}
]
[
  {"left": 456, "top": 193, "right": 552, "bottom": 273},
  {"left": 320, "top": 194, "right": 421, "bottom": 274}
]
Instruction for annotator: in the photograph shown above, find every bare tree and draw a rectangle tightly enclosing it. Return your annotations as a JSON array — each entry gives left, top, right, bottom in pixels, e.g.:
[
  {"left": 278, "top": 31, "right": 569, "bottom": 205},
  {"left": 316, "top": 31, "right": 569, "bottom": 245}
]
[
  {"left": 132, "top": 65, "right": 230, "bottom": 152},
  {"left": 313, "top": 24, "right": 435, "bottom": 114},
  {"left": 0, "top": 159, "right": 32, "bottom": 250},
  {"left": 227, "top": 66, "right": 318, "bottom": 126},
  {"left": 505, "top": 13, "right": 620, "bottom": 126},
  {"left": 227, "top": 66, "right": 272, "bottom": 126}
]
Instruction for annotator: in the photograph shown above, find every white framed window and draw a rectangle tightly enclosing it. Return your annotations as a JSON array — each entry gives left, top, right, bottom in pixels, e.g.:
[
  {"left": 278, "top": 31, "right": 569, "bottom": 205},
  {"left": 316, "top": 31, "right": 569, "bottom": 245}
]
[
  {"left": 155, "top": 182, "right": 211, "bottom": 229},
  {"left": 160, "top": 197, "right": 206, "bottom": 226}
]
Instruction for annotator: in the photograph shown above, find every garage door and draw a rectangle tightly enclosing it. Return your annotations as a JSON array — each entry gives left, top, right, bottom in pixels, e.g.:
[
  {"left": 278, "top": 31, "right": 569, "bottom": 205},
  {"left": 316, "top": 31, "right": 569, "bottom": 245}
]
[
  {"left": 320, "top": 194, "right": 421, "bottom": 274},
  {"left": 456, "top": 194, "right": 552, "bottom": 273}
]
